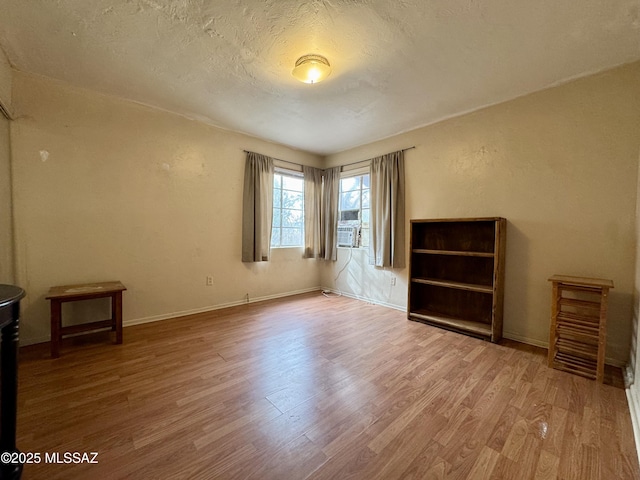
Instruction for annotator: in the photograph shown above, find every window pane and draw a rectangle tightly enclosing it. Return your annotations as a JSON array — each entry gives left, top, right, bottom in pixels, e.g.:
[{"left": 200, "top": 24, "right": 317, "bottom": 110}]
[
  {"left": 340, "top": 176, "right": 360, "bottom": 192},
  {"left": 362, "top": 189, "right": 370, "bottom": 208},
  {"left": 272, "top": 172, "right": 304, "bottom": 247},
  {"left": 282, "top": 208, "right": 303, "bottom": 228},
  {"left": 361, "top": 208, "right": 370, "bottom": 224},
  {"left": 337, "top": 173, "right": 370, "bottom": 249},
  {"left": 281, "top": 228, "right": 302, "bottom": 246},
  {"left": 273, "top": 208, "right": 282, "bottom": 228},
  {"left": 273, "top": 188, "right": 281, "bottom": 208},
  {"left": 340, "top": 191, "right": 360, "bottom": 210},
  {"left": 282, "top": 175, "right": 303, "bottom": 191},
  {"left": 283, "top": 190, "right": 303, "bottom": 210},
  {"left": 361, "top": 227, "right": 369, "bottom": 247},
  {"left": 271, "top": 227, "right": 280, "bottom": 246}
]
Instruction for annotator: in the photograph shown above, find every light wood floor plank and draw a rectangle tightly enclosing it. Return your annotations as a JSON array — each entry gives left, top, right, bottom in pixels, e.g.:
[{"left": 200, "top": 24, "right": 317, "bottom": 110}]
[
  {"left": 534, "top": 450, "right": 560, "bottom": 480},
  {"left": 14, "top": 292, "right": 639, "bottom": 479}
]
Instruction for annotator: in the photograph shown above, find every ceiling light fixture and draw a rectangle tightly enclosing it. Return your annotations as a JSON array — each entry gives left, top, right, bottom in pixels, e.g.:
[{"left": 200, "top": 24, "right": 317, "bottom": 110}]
[{"left": 292, "top": 54, "right": 331, "bottom": 84}]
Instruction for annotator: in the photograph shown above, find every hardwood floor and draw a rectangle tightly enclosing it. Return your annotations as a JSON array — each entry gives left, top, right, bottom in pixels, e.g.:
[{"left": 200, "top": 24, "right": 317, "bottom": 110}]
[{"left": 16, "top": 292, "right": 640, "bottom": 479}]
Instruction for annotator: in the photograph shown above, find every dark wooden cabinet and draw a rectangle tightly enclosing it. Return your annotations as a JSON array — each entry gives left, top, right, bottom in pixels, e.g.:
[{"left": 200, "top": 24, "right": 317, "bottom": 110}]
[
  {"left": 0, "top": 284, "right": 25, "bottom": 480},
  {"left": 408, "top": 217, "right": 506, "bottom": 342}
]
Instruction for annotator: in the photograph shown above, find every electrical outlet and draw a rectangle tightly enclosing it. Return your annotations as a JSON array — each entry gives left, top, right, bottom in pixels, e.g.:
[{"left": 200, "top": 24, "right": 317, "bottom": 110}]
[
  {"left": 390, "top": 276, "right": 396, "bottom": 286},
  {"left": 206, "top": 275, "right": 213, "bottom": 286}
]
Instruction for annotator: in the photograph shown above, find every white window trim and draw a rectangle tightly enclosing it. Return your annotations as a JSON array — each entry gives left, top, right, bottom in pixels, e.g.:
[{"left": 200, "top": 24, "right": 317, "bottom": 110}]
[
  {"left": 338, "top": 169, "right": 370, "bottom": 249},
  {"left": 272, "top": 167, "right": 304, "bottom": 249}
]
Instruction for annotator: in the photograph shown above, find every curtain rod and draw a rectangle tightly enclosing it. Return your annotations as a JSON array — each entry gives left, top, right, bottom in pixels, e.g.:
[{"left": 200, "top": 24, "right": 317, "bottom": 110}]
[
  {"left": 243, "top": 150, "right": 302, "bottom": 168},
  {"left": 338, "top": 146, "right": 415, "bottom": 169},
  {"left": 243, "top": 146, "right": 415, "bottom": 170}
]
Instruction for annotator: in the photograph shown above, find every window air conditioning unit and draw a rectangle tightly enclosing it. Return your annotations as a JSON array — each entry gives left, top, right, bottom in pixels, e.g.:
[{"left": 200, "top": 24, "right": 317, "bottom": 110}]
[
  {"left": 340, "top": 209, "right": 359, "bottom": 222},
  {"left": 337, "top": 226, "right": 358, "bottom": 248}
]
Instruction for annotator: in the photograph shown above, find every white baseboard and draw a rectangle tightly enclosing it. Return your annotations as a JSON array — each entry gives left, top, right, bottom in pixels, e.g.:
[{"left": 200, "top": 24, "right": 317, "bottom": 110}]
[
  {"left": 502, "top": 331, "right": 625, "bottom": 367},
  {"left": 319, "top": 287, "right": 405, "bottom": 312},
  {"left": 124, "top": 286, "right": 323, "bottom": 328},
  {"left": 502, "top": 331, "right": 548, "bottom": 349},
  {"left": 626, "top": 386, "right": 640, "bottom": 468}
]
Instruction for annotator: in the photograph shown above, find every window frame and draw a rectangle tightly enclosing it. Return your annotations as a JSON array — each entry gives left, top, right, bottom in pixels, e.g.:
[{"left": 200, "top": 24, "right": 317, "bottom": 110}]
[
  {"left": 271, "top": 168, "right": 305, "bottom": 248},
  {"left": 338, "top": 168, "right": 370, "bottom": 249}
]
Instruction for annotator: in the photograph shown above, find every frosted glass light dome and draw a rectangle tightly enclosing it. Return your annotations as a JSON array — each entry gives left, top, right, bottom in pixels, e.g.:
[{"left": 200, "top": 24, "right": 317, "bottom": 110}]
[{"left": 292, "top": 54, "right": 331, "bottom": 84}]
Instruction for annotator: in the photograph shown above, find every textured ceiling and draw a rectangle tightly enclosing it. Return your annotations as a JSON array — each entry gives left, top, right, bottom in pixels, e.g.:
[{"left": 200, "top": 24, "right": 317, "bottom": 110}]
[{"left": 0, "top": 0, "right": 638, "bottom": 155}]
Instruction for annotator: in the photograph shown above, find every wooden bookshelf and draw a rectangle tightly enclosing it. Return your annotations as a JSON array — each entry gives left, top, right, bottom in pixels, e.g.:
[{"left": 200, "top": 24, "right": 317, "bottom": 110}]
[{"left": 408, "top": 217, "right": 506, "bottom": 342}]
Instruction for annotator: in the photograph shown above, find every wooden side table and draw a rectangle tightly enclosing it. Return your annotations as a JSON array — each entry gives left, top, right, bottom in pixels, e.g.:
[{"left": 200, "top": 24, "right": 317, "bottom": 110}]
[
  {"left": 46, "top": 281, "right": 126, "bottom": 358},
  {"left": 548, "top": 275, "right": 613, "bottom": 382}
]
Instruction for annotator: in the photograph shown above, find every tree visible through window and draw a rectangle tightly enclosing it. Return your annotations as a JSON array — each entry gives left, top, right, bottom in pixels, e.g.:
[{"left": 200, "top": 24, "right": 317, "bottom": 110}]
[
  {"left": 338, "top": 173, "right": 370, "bottom": 247},
  {"left": 272, "top": 171, "right": 304, "bottom": 247}
]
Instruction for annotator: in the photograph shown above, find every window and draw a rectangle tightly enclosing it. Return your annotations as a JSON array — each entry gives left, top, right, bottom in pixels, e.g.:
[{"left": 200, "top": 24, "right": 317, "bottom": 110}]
[
  {"left": 338, "top": 173, "right": 370, "bottom": 247},
  {"left": 271, "top": 170, "right": 304, "bottom": 247}
]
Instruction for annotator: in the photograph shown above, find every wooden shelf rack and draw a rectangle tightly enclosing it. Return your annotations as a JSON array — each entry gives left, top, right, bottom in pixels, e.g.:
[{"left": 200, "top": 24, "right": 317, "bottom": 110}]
[{"left": 547, "top": 275, "right": 613, "bottom": 382}]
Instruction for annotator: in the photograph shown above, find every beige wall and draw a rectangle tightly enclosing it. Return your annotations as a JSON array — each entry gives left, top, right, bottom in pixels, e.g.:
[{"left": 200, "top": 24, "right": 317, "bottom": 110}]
[
  {"left": 11, "top": 71, "right": 323, "bottom": 345},
  {"left": 627, "top": 145, "right": 640, "bottom": 457},
  {"left": 322, "top": 62, "right": 640, "bottom": 365},
  {"left": 0, "top": 47, "right": 14, "bottom": 284},
  {"left": 0, "top": 112, "right": 14, "bottom": 284}
]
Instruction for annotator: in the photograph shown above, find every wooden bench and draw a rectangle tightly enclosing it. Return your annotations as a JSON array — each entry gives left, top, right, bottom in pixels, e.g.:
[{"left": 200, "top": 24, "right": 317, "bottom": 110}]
[{"left": 46, "top": 281, "right": 126, "bottom": 358}]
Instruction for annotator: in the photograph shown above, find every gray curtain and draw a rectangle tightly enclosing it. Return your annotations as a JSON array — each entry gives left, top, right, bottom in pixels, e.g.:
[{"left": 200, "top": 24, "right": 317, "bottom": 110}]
[
  {"left": 303, "top": 166, "right": 323, "bottom": 258},
  {"left": 242, "top": 152, "right": 274, "bottom": 262},
  {"left": 321, "top": 167, "right": 340, "bottom": 261},
  {"left": 370, "top": 150, "right": 405, "bottom": 268}
]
